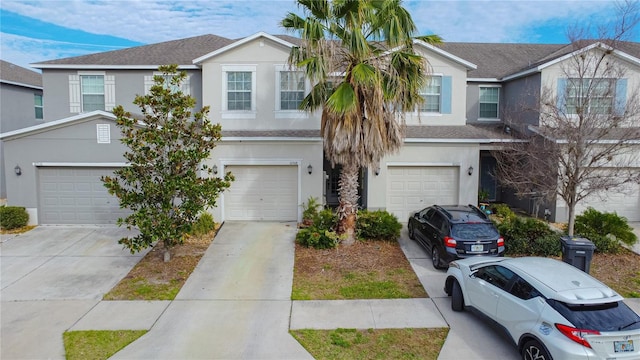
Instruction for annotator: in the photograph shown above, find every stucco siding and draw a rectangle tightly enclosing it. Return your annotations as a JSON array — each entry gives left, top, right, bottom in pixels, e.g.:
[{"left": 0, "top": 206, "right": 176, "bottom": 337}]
[
  {"left": 41, "top": 69, "right": 204, "bottom": 122},
  {"left": 205, "top": 140, "right": 324, "bottom": 222},
  {"left": 3, "top": 117, "right": 127, "bottom": 222},
  {"left": 367, "top": 142, "right": 479, "bottom": 215}
]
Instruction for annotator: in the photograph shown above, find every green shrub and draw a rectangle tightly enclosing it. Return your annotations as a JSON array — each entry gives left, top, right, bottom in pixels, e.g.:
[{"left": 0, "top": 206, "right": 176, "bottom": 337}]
[
  {"left": 532, "top": 234, "right": 562, "bottom": 257},
  {"left": 492, "top": 203, "right": 516, "bottom": 221},
  {"left": 189, "top": 212, "right": 215, "bottom": 236},
  {"left": 498, "top": 215, "right": 556, "bottom": 256},
  {"left": 296, "top": 226, "right": 340, "bottom": 249},
  {"left": 0, "top": 206, "right": 29, "bottom": 230},
  {"left": 315, "top": 208, "right": 338, "bottom": 230},
  {"left": 356, "top": 209, "right": 402, "bottom": 241},
  {"left": 574, "top": 207, "right": 637, "bottom": 253},
  {"left": 301, "top": 197, "right": 322, "bottom": 225}
]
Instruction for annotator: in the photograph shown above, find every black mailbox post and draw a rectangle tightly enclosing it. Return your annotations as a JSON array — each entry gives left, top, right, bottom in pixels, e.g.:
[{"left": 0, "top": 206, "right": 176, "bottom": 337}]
[{"left": 561, "top": 236, "right": 596, "bottom": 273}]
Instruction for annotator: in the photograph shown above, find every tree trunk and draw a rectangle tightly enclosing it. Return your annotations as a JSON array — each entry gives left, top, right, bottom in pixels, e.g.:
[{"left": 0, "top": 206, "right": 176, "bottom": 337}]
[
  {"left": 164, "top": 248, "right": 171, "bottom": 262},
  {"left": 337, "top": 162, "right": 359, "bottom": 245},
  {"left": 567, "top": 204, "right": 576, "bottom": 237}
]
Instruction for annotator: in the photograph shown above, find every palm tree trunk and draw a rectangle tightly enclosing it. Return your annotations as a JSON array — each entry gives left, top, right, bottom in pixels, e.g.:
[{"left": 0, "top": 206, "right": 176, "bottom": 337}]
[{"left": 337, "top": 162, "right": 359, "bottom": 245}]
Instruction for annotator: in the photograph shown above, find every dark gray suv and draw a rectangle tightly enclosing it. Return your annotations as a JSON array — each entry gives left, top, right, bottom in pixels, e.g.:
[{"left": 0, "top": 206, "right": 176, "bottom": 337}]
[{"left": 408, "top": 204, "right": 505, "bottom": 269}]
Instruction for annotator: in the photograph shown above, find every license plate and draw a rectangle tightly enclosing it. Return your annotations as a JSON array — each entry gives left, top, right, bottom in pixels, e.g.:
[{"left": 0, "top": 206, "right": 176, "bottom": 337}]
[
  {"left": 471, "top": 244, "right": 484, "bottom": 252},
  {"left": 614, "top": 340, "right": 634, "bottom": 353}
]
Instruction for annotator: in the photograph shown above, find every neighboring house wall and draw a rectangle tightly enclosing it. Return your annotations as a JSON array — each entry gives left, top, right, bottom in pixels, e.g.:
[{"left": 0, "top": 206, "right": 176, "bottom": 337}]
[
  {"left": 205, "top": 140, "right": 324, "bottom": 222},
  {"left": 41, "top": 69, "right": 203, "bottom": 121},
  {"left": 406, "top": 47, "right": 470, "bottom": 126},
  {"left": 0, "top": 83, "right": 44, "bottom": 132},
  {"left": 200, "top": 37, "right": 320, "bottom": 131},
  {"left": 367, "top": 142, "right": 479, "bottom": 221},
  {"left": 2, "top": 114, "right": 128, "bottom": 223}
]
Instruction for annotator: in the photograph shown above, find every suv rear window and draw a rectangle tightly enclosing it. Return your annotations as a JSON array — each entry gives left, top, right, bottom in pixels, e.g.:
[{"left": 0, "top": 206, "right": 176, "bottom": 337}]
[
  {"left": 451, "top": 223, "right": 499, "bottom": 239},
  {"left": 547, "top": 299, "right": 640, "bottom": 331}
]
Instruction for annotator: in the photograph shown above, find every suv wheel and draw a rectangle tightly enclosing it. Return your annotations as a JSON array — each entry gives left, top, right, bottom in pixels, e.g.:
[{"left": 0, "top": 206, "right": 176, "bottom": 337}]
[
  {"left": 432, "top": 248, "right": 442, "bottom": 269},
  {"left": 522, "top": 340, "right": 552, "bottom": 360},
  {"left": 408, "top": 223, "right": 415, "bottom": 240},
  {"left": 451, "top": 280, "right": 464, "bottom": 311}
]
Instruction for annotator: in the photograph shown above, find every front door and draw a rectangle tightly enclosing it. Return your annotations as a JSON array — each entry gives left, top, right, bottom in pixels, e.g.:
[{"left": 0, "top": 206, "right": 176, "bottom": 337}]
[{"left": 323, "top": 158, "right": 367, "bottom": 209}]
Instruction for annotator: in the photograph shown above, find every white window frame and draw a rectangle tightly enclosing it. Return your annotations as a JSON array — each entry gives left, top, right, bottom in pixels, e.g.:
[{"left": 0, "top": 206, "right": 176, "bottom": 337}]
[
  {"left": 274, "top": 65, "right": 308, "bottom": 118},
  {"left": 222, "top": 65, "right": 256, "bottom": 119},
  {"left": 418, "top": 75, "right": 442, "bottom": 114},
  {"left": 144, "top": 71, "right": 191, "bottom": 95},
  {"left": 566, "top": 78, "right": 615, "bottom": 115},
  {"left": 34, "top": 94, "right": 43, "bottom": 120},
  {"left": 478, "top": 85, "right": 501, "bottom": 120},
  {"left": 80, "top": 72, "right": 106, "bottom": 112}
]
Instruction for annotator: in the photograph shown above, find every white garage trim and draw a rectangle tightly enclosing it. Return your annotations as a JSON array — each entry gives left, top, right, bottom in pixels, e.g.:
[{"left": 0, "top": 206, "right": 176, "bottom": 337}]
[
  {"left": 34, "top": 162, "right": 128, "bottom": 167},
  {"left": 386, "top": 165, "right": 460, "bottom": 221},
  {"left": 219, "top": 159, "right": 303, "bottom": 222}
]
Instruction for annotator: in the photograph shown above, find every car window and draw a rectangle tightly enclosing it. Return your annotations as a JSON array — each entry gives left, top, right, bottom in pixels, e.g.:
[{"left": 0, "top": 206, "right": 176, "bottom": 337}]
[
  {"left": 475, "top": 265, "right": 515, "bottom": 290},
  {"left": 509, "top": 277, "right": 541, "bottom": 300},
  {"left": 547, "top": 299, "right": 640, "bottom": 331},
  {"left": 424, "top": 208, "right": 436, "bottom": 220},
  {"left": 451, "top": 223, "right": 499, "bottom": 239},
  {"left": 429, "top": 213, "right": 445, "bottom": 232}
]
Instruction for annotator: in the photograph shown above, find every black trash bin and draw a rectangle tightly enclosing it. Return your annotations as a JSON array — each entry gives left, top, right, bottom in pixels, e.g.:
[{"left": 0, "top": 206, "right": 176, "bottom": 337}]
[{"left": 560, "top": 236, "right": 596, "bottom": 273}]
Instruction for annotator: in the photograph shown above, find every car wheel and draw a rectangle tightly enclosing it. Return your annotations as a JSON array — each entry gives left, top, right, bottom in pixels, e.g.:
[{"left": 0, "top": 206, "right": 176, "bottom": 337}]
[
  {"left": 451, "top": 280, "right": 464, "bottom": 311},
  {"left": 522, "top": 340, "right": 552, "bottom": 360},
  {"left": 408, "top": 223, "right": 415, "bottom": 240},
  {"left": 432, "top": 248, "right": 442, "bottom": 269}
]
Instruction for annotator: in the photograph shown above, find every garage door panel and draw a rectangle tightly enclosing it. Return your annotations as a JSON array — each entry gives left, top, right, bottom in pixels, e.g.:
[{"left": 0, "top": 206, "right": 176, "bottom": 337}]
[
  {"left": 387, "top": 166, "right": 459, "bottom": 221},
  {"left": 224, "top": 165, "right": 297, "bottom": 221},
  {"left": 576, "top": 182, "right": 640, "bottom": 222},
  {"left": 38, "top": 167, "right": 127, "bottom": 224}
]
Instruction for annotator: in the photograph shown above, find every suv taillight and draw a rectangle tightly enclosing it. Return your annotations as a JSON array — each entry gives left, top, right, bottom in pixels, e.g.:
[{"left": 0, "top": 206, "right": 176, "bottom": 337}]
[
  {"left": 497, "top": 237, "right": 504, "bottom": 247},
  {"left": 444, "top": 236, "right": 457, "bottom": 248},
  {"left": 555, "top": 324, "right": 599, "bottom": 348}
]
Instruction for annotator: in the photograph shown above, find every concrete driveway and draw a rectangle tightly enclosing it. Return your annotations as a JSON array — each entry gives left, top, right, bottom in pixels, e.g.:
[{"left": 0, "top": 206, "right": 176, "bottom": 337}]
[
  {"left": 398, "top": 229, "right": 521, "bottom": 359},
  {"left": 0, "top": 226, "right": 145, "bottom": 360}
]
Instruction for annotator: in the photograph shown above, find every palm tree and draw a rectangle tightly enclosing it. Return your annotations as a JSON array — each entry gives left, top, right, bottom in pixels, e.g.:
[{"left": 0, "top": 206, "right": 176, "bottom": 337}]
[{"left": 282, "top": 0, "right": 441, "bottom": 244}]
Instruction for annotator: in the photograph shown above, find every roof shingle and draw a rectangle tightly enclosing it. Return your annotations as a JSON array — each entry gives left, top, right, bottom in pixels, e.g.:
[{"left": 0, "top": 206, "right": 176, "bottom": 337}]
[{"left": 1, "top": 60, "right": 42, "bottom": 87}]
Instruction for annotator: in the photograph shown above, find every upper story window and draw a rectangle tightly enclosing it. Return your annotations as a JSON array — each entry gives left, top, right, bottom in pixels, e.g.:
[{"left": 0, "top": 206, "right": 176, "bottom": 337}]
[
  {"left": 34, "top": 94, "right": 43, "bottom": 119},
  {"left": 279, "top": 71, "right": 305, "bottom": 110},
  {"left": 565, "top": 78, "right": 615, "bottom": 115},
  {"left": 68, "top": 72, "right": 115, "bottom": 114},
  {"left": 144, "top": 72, "right": 191, "bottom": 96},
  {"left": 479, "top": 86, "right": 500, "bottom": 119},
  {"left": 419, "top": 76, "right": 442, "bottom": 113},
  {"left": 221, "top": 65, "right": 256, "bottom": 119},
  {"left": 227, "top": 71, "right": 252, "bottom": 110},
  {"left": 81, "top": 75, "right": 105, "bottom": 112}
]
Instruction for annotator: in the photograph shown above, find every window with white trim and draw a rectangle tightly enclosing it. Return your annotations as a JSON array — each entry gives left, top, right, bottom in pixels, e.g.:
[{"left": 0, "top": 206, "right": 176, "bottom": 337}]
[
  {"left": 221, "top": 65, "right": 256, "bottom": 118},
  {"left": 81, "top": 75, "right": 105, "bottom": 112},
  {"left": 479, "top": 86, "right": 500, "bottom": 119},
  {"left": 279, "top": 71, "right": 305, "bottom": 110},
  {"left": 419, "top": 76, "right": 441, "bottom": 113},
  {"left": 566, "top": 78, "right": 615, "bottom": 115},
  {"left": 144, "top": 72, "right": 191, "bottom": 95},
  {"left": 227, "top": 71, "right": 252, "bottom": 110},
  {"left": 34, "top": 94, "right": 43, "bottom": 119}
]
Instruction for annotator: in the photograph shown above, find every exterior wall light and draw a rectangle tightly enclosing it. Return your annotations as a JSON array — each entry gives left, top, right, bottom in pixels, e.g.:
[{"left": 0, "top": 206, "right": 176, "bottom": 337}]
[
  {"left": 14, "top": 165, "right": 22, "bottom": 176},
  {"left": 307, "top": 164, "right": 313, "bottom": 174},
  {"left": 212, "top": 165, "right": 218, "bottom": 175},
  {"left": 468, "top": 166, "right": 474, "bottom": 176}
]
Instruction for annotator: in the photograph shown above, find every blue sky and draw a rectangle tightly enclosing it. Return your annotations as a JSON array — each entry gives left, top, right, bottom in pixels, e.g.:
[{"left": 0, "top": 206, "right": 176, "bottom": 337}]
[{"left": 1, "top": 0, "right": 636, "bottom": 71}]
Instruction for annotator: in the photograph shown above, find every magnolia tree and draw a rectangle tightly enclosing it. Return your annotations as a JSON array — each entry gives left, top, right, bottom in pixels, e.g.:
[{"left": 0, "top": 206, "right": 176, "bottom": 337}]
[
  {"left": 494, "top": 2, "right": 640, "bottom": 236},
  {"left": 102, "top": 64, "right": 233, "bottom": 260}
]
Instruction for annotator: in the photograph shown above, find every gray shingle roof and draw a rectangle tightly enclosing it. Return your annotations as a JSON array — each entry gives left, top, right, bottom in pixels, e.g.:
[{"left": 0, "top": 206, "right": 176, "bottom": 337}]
[
  {"left": 33, "top": 34, "right": 234, "bottom": 67},
  {"left": 221, "top": 124, "right": 514, "bottom": 143},
  {"left": 1, "top": 60, "right": 42, "bottom": 87}
]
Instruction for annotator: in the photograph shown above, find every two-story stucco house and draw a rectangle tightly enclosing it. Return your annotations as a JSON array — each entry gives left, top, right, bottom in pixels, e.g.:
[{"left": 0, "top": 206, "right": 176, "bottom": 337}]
[
  {"left": 0, "top": 60, "right": 43, "bottom": 199},
  {"left": 1, "top": 32, "right": 639, "bottom": 225}
]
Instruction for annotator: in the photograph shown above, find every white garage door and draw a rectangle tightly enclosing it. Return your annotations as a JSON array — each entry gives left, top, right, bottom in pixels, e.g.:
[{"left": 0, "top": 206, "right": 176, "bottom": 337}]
[
  {"left": 387, "top": 166, "right": 459, "bottom": 221},
  {"left": 576, "top": 182, "right": 640, "bottom": 222},
  {"left": 38, "top": 167, "right": 127, "bottom": 224},
  {"left": 224, "top": 165, "right": 298, "bottom": 221}
]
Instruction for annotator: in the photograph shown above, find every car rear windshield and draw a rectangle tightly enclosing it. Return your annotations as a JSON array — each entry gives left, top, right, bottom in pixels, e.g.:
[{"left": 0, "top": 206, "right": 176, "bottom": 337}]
[
  {"left": 451, "top": 223, "right": 499, "bottom": 240},
  {"left": 547, "top": 299, "right": 640, "bottom": 331}
]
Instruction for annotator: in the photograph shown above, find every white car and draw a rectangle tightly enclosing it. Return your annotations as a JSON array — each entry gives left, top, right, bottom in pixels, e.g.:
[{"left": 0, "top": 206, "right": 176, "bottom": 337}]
[{"left": 444, "top": 256, "right": 640, "bottom": 360}]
